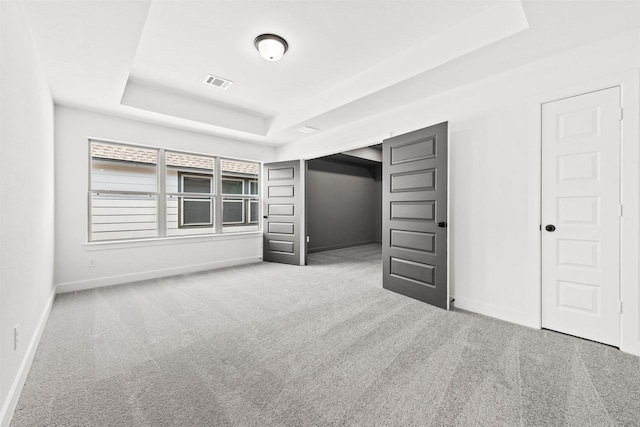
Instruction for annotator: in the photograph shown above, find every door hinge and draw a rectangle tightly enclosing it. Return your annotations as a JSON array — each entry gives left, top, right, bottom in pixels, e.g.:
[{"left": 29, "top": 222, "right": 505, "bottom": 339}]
[
  {"left": 619, "top": 107, "right": 623, "bottom": 121},
  {"left": 619, "top": 301, "right": 623, "bottom": 314},
  {"left": 619, "top": 204, "right": 623, "bottom": 217}
]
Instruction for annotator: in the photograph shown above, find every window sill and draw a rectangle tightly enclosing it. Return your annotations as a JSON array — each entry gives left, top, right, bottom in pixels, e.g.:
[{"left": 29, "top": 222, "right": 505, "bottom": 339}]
[{"left": 84, "top": 231, "right": 262, "bottom": 252}]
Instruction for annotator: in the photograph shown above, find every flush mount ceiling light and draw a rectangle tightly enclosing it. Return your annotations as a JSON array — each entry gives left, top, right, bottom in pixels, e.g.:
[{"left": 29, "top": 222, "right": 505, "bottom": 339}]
[{"left": 254, "top": 34, "right": 288, "bottom": 61}]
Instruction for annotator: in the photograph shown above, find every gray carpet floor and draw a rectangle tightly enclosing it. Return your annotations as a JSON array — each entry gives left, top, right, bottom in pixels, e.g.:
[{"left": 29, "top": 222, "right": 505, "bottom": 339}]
[{"left": 10, "top": 244, "right": 640, "bottom": 426}]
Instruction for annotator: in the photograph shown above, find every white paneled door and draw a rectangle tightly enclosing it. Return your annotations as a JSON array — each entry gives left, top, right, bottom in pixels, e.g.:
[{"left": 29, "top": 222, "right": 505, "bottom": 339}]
[{"left": 541, "top": 87, "right": 621, "bottom": 346}]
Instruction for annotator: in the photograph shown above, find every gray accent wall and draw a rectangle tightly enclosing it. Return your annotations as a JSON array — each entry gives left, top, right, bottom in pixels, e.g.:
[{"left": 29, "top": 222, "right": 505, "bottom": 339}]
[{"left": 307, "top": 157, "right": 382, "bottom": 253}]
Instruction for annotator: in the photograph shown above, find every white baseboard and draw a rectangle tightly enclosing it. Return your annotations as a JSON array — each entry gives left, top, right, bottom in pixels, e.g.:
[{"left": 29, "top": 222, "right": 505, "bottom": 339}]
[
  {"left": 452, "top": 295, "right": 536, "bottom": 328},
  {"left": 621, "top": 311, "right": 640, "bottom": 356},
  {"left": 621, "top": 338, "right": 640, "bottom": 356},
  {"left": 0, "top": 288, "right": 56, "bottom": 427},
  {"left": 56, "top": 256, "right": 261, "bottom": 294}
]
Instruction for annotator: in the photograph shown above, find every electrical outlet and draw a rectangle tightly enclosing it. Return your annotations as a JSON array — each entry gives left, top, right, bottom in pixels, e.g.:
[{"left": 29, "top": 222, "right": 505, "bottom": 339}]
[
  {"left": 89, "top": 258, "right": 96, "bottom": 268},
  {"left": 14, "top": 325, "right": 19, "bottom": 350}
]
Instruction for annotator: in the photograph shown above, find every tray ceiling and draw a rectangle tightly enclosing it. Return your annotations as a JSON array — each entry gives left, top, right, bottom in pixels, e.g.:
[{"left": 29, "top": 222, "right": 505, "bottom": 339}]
[{"left": 21, "top": 0, "right": 640, "bottom": 147}]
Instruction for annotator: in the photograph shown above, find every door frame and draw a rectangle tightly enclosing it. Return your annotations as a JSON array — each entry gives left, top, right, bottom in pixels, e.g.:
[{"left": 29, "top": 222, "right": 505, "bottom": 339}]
[
  {"left": 540, "top": 87, "right": 621, "bottom": 346},
  {"left": 527, "top": 70, "right": 640, "bottom": 355},
  {"left": 302, "top": 146, "right": 384, "bottom": 263}
]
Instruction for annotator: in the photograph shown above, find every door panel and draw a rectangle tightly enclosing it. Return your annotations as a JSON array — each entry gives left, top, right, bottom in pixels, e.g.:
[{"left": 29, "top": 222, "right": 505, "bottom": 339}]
[
  {"left": 263, "top": 161, "right": 302, "bottom": 265},
  {"left": 541, "top": 87, "right": 620, "bottom": 346},
  {"left": 382, "top": 122, "right": 448, "bottom": 309}
]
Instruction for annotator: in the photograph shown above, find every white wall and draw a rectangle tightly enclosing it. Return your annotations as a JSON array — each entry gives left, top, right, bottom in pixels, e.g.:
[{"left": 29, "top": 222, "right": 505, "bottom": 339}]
[
  {"left": 54, "top": 106, "right": 276, "bottom": 292},
  {"left": 0, "top": 2, "right": 55, "bottom": 426},
  {"left": 277, "top": 28, "right": 640, "bottom": 354}
]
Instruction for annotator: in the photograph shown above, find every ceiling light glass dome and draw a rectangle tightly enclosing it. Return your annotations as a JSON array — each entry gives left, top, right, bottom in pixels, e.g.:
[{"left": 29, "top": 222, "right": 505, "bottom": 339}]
[{"left": 254, "top": 34, "right": 288, "bottom": 62}]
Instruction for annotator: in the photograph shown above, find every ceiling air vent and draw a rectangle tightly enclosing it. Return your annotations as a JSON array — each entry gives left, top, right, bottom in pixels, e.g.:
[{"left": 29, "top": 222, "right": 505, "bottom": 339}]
[
  {"left": 204, "top": 74, "right": 233, "bottom": 90},
  {"left": 297, "top": 125, "right": 319, "bottom": 134}
]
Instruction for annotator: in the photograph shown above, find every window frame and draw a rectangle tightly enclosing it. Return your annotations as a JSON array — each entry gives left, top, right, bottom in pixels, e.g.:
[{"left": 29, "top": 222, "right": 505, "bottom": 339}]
[
  {"left": 88, "top": 141, "right": 160, "bottom": 241},
  {"left": 222, "top": 198, "right": 245, "bottom": 225},
  {"left": 220, "top": 161, "right": 261, "bottom": 230},
  {"left": 179, "top": 197, "right": 214, "bottom": 227},
  {"left": 88, "top": 139, "right": 261, "bottom": 243},
  {"left": 177, "top": 172, "right": 214, "bottom": 229},
  {"left": 180, "top": 173, "right": 213, "bottom": 194},
  {"left": 248, "top": 199, "right": 260, "bottom": 224},
  {"left": 249, "top": 180, "right": 259, "bottom": 196},
  {"left": 221, "top": 177, "right": 245, "bottom": 196}
]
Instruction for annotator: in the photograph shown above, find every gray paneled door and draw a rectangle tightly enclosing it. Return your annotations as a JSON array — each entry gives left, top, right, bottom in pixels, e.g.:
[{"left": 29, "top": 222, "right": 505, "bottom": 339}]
[
  {"left": 382, "top": 122, "right": 448, "bottom": 309},
  {"left": 263, "top": 160, "right": 303, "bottom": 265}
]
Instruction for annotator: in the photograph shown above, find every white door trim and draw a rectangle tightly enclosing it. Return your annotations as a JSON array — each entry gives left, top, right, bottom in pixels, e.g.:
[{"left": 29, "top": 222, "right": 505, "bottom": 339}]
[
  {"left": 526, "top": 69, "right": 640, "bottom": 355},
  {"left": 298, "top": 159, "right": 306, "bottom": 266},
  {"left": 541, "top": 87, "right": 621, "bottom": 346}
]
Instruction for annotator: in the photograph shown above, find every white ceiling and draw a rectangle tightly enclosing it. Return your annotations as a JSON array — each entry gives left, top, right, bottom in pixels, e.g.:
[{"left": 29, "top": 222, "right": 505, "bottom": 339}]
[{"left": 21, "top": 0, "right": 640, "bottom": 148}]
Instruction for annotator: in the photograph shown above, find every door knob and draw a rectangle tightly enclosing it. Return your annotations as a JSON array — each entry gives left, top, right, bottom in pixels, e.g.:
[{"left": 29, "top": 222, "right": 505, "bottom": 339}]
[
  {"left": 545, "top": 224, "right": 556, "bottom": 232},
  {"left": 437, "top": 221, "right": 447, "bottom": 228},
  {"left": 263, "top": 215, "right": 268, "bottom": 219}
]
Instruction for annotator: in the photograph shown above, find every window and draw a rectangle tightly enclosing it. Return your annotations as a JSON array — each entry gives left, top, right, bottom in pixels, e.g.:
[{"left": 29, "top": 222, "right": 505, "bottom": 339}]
[
  {"left": 182, "top": 175, "right": 212, "bottom": 193},
  {"left": 89, "top": 140, "right": 260, "bottom": 242},
  {"left": 221, "top": 159, "right": 260, "bottom": 233},
  {"left": 249, "top": 180, "right": 259, "bottom": 195},
  {"left": 166, "top": 152, "right": 215, "bottom": 237},
  {"left": 222, "top": 199, "right": 244, "bottom": 224},
  {"left": 182, "top": 199, "right": 212, "bottom": 225},
  {"left": 249, "top": 200, "right": 259, "bottom": 223},
  {"left": 222, "top": 178, "right": 244, "bottom": 195},
  {"left": 89, "top": 142, "right": 159, "bottom": 241},
  {"left": 178, "top": 174, "right": 213, "bottom": 227},
  {"left": 221, "top": 178, "right": 245, "bottom": 225}
]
